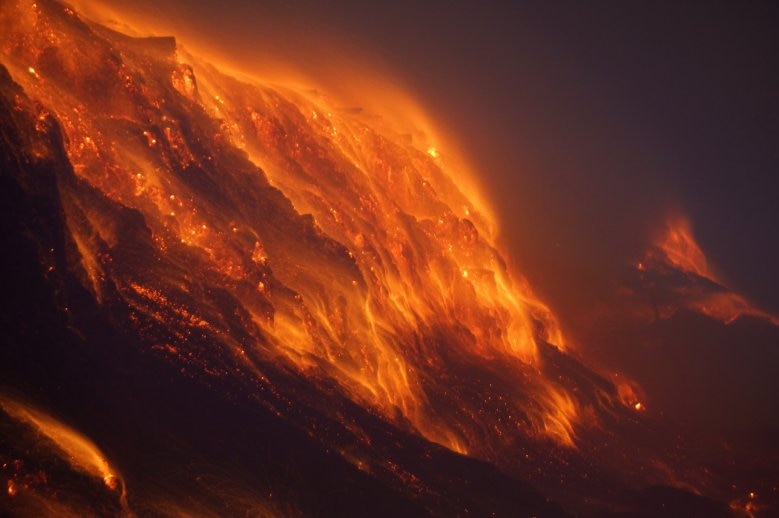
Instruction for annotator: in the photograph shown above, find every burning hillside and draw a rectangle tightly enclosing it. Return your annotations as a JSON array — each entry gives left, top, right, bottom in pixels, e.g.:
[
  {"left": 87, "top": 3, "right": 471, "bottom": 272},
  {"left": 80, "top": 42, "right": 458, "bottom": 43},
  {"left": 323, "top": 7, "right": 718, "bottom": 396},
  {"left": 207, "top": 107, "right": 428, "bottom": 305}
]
[{"left": 0, "top": 1, "right": 775, "bottom": 516}]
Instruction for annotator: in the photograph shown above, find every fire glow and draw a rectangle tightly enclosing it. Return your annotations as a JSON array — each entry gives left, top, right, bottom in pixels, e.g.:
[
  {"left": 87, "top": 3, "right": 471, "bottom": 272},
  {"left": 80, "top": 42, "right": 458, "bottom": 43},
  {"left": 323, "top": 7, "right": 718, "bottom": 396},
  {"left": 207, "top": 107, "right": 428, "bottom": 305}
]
[
  {"left": 5, "top": 1, "right": 777, "bottom": 516},
  {"left": 642, "top": 216, "right": 779, "bottom": 326},
  {"left": 0, "top": 0, "right": 609, "bottom": 460},
  {"left": 0, "top": 395, "right": 125, "bottom": 499}
]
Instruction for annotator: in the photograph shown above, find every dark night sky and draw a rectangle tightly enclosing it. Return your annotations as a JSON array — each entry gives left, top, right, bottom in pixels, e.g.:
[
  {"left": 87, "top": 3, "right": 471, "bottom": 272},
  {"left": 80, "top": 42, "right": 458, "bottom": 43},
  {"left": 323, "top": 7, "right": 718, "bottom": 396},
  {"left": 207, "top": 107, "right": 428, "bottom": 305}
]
[{"left": 96, "top": 0, "right": 779, "bottom": 322}]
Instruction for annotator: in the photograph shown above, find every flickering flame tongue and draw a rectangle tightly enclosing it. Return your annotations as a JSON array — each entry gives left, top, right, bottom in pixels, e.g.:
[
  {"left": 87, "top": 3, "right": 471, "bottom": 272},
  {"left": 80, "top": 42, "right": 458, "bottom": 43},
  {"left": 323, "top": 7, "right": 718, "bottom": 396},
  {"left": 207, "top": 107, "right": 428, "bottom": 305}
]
[
  {"left": 0, "top": 395, "right": 124, "bottom": 497},
  {"left": 646, "top": 216, "right": 778, "bottom": 325},
  {"left": 0, "top": 0, "right": 589, "bottom": 456},
  {"left": 656, "top": 217, "right": 711, "bottom": 278}
]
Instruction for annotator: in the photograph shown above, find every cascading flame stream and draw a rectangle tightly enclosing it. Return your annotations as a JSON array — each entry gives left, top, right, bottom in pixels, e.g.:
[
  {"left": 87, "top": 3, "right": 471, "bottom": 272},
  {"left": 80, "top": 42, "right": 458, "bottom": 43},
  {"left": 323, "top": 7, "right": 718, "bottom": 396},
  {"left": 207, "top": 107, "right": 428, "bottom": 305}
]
[{"left": 0, "top": 0, "right": 636, "bottom": 459}]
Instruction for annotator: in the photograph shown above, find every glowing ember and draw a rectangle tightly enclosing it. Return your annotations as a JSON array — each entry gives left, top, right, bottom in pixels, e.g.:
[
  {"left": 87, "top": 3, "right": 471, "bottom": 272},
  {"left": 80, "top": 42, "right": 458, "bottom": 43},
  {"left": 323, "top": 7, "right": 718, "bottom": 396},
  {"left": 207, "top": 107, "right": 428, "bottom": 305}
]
[{"left": 103, "top": 474, "right": 118, "bottom": 490}]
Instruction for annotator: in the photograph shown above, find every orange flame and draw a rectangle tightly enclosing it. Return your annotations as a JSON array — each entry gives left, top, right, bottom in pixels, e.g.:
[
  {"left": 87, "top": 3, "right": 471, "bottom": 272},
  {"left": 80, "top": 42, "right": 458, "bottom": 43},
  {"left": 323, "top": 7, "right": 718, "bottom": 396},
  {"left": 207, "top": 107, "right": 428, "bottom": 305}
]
[
  {"left": 649, "top": 216, "right": 778, "bottom": 325},
  {"left": 0, "top": 0, "right": 596, "bottom": 456},
  {"left": 656, "top": 216, "right": 711, "bottom": 278},
  {"left": 0, "top": 395, "right": 124, "bottom": 498}
]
